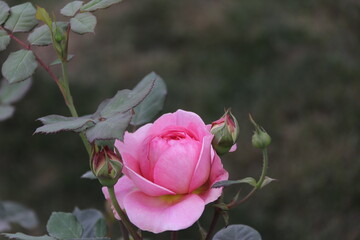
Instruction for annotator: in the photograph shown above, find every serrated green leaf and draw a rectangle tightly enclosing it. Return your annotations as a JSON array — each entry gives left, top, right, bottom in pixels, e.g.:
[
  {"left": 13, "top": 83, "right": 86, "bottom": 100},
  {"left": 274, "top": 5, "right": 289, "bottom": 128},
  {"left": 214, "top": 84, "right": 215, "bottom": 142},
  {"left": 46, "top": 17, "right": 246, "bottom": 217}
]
[
  {"left": 81, "top": 0, "right": 122, "bottom": 12},
  {"left": 99, "top": 78, "right": 155, "bottom": 118},
  {"left": 260, "top": 176, "right": 277, "bottom": 189},
  {"left": 85, "top": 111, "right": 132, "bottom": 142},
  {"left": 46, "top": 212, "right": 83, "bottom": 239},
  {"left": 0, "top": 78, "right": 32, "bottom": 104},
  {"left": 2, "top": 233, "right": 55, "bottom": 240},
  {"left": 50, "top": 55, "right": 75, "bottom": 66},
  {"left": 61, "top": 1, "right": 83, "bottom": 17},
  {"left": 35, "top": 6, "right": 52, "bottom": 28},
  {"left": 0, "top": 1, "right": 10, "bottom": 25},
  {"left": 27, "top": 25, "right": 51, "bottom": 46},
  {"left": 1, "top": 201, "right": 38, "bottom": 229},
  {"left": 0, "top": 30, "right": 10, "bottom": 51},
  {"left": 1, "top": 50, "right": 38, "bottom": 83},
  {"left": 0, "top": 105, "right": 14, "bottom": 121},
  {"left": 131, "top": 72, "right": 167, "bottom": 126},
  {"left": 81, "top": 171, "right": 96, "bottom": 179},
  {"left": 35, "top": 115, "right": 95, "bottom": 134},
  {"left": 212, "top": 177, "right": 257, "bottom": 188},
  {"left": 70, "top": 12, "right": 96, "bottom": 34},
  {"left": 4, "top": 3, "right": 38, "bottom": 33},
  {"left": 94, "top": 219, "right": 107, "bottom": 238},
  {"left": 73, "top": 208, "right": 105, "bottom": 238},
  {"left": 213, "top": 224, "right": 262, "bottom": 240}
]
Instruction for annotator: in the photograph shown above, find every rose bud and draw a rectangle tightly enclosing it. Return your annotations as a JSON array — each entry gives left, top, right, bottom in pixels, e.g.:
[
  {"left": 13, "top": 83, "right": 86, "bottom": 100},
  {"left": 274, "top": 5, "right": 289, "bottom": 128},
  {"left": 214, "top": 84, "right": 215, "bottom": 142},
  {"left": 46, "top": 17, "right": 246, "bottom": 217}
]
[
  {"left": 91, "top": 146, "right": 123, "bottom": 187},
  {"left": 210, "top": 109, "right": 239, "bottom": 155},
  {"left": 249, "top": 114, "right": 271, "bottom": 149}
]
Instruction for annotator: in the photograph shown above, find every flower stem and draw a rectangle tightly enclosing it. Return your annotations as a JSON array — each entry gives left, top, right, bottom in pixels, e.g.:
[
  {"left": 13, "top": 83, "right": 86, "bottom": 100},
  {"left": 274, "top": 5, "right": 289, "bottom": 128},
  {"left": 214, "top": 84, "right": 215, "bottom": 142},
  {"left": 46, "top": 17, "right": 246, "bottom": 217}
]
[
  {"left": 256, "top": 149, "right": 268, "bottom": 188},
  {"left": 119, "top": 221, "right": 129, "bottom": 240},
  {"left": 1, "top": 26, "right": 91, "bottom": 156},
  {"left": 107, "top": 186, "right": 142, "bottom": 240},
  {"left": 227, "top": 148, "right": 269, "bottom": 209},
  {"left": 170, "top": 231, "right": 178, "bottom": 240},
  {"left": 204, "top": 208, "right": 220, "bottom": 240},
  {"left": 60, "top": 61, "right": 91, "bottom": 156}
]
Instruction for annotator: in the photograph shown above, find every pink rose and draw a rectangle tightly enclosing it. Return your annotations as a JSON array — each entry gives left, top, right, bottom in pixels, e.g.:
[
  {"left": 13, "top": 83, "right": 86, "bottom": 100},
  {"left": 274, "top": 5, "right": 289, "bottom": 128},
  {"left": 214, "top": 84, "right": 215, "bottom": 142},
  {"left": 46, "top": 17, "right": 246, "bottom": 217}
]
[{"left": 103, "top": 110, "right": 229, "bottom": 233}]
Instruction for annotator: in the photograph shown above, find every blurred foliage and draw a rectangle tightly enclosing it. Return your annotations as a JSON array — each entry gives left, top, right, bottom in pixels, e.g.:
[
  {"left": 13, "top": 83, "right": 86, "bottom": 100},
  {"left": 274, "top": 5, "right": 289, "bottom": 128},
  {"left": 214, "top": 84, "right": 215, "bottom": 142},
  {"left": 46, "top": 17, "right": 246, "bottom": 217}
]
[{"left": 1, "top": 0, "right": 360, "bottom": 239}]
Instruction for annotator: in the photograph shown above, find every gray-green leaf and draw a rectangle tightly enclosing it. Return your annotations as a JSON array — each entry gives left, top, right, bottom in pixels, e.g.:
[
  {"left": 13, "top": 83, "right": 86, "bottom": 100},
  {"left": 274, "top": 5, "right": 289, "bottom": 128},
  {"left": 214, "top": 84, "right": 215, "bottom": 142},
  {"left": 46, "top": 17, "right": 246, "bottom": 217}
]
[
  {"left": 28, "top": 22, "right": 68, "bottom": 46},
  {"left": 4, "top": 2, "right": 38, "bottom": 33},
  {"left": 1, "top": 201, "right": 39, "bottom": 230},
  {"left": 94, "top": 219, "right": 107, "bottom": 238},
  {"left": 81, "top": 171, "right": 96, "bottom": 179},
  {"left": 99, "top": 78, "right": 155, "bottom": 118},
  {"left": 0, "top": 1, "right": 10, "bottom": 25},
  {"left": 35, "top": 115, "right": 95, "bottom": 134},
  {"left": 0, "top": 78, "right": 32, "bottom": 104},
  {"left": 85, "top": 111, "right": 132, "bottom": 142},
  {"left": 27, "top": 25, "right": 51, "bottom": 46},
  {"left": 61, "top": 1, "right": 83, "bottom": 17},
  {"left": 81, "top": 0, "right": 122, "bottom": 12},
  {"left": 46, "top": 212, "right": 83, "bottom": 239},
  {"left": 0, "top": 105, "right": 14, "bottom": 121},
  {"left": 1, "top": 50, "right": 38, "bottom": 83},
  {"left": 70, "top": 12, "right": 96, "bottom": 34},
  {"left": 0, "top": 30, "right": 10, "bottom": 51},
  {"left": 212, "top": 177, "right": 257, "bottom": 188},
  {"left": 2, "top": 233, "right": 55, "bottom": 240},
  {"left": 213, "top": 225, "right": 262, "bottom": 240},
  {"left": 73, "top": 208, "right": 105, "bottom": 238},
  {"left": 131, "top": 72, "right": 167, "bottom": 126}
]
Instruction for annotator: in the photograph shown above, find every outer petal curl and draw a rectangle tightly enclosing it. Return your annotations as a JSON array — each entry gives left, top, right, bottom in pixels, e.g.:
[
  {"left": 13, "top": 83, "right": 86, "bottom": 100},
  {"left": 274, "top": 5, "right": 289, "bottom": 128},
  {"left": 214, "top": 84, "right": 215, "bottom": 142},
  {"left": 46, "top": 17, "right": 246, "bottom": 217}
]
[{"left": 123, "top": 192, "right": 205, "bottom": 233}]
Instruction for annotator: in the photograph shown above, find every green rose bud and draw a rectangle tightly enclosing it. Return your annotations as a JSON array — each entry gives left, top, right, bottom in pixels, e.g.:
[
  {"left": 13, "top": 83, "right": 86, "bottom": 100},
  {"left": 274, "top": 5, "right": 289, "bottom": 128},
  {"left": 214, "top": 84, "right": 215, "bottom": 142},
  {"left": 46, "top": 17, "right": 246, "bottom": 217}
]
[
  {"left": 249, "top": 114, "right": 271, "bottom": 149},
  {"left": 211, "top": 109, "right": 239, "bottom": 155},
  {"left": 91, "top": 145, "right": 123, "bottom": 187},
  {"left": 54, "top": 31, "right": 64, "bottom": 42}
]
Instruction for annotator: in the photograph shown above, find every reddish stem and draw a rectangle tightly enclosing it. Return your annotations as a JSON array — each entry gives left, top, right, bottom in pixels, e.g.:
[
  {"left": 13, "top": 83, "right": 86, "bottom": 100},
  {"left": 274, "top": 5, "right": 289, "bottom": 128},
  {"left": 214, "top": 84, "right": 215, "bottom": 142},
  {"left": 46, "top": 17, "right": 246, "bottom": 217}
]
[{"left": 0, "top": 26, "right": 68, "bottom": 103}]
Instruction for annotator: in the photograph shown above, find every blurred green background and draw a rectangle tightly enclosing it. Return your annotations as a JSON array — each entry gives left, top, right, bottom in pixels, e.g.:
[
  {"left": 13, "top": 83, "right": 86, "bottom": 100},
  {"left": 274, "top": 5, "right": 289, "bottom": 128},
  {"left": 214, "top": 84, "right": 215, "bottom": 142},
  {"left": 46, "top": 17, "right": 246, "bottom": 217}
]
[{"left": 1, "top": 0, "right": 360, "bottom": 239}]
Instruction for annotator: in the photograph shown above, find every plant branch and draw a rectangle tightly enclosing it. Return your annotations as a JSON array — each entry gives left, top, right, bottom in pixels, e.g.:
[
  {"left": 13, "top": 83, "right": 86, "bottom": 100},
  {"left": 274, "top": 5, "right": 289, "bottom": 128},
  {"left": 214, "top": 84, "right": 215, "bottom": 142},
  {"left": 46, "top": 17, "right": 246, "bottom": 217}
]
[
  {"left": 170, "top": 231, "right": 178, "bottom": 240},
  {"left": 204, "top": 208, "right": 220, "bottom": 240},
  {"left": 0, "top": 27, "right": 65, "bottom": 95},
  {"left": 60, "top": 62, "right": 91, "bottom": 155},
  {"left": 227, "top": 148, "right": 269, "bottom": 209},
  {"left": 107, "top": 186, "right": 142, "bottom": 240},
  {"left": 256, "top": 149, "right": 268, "bottom": 188},
  {"left": 119, "top": 221, "right": 129, "bottom": 240}
]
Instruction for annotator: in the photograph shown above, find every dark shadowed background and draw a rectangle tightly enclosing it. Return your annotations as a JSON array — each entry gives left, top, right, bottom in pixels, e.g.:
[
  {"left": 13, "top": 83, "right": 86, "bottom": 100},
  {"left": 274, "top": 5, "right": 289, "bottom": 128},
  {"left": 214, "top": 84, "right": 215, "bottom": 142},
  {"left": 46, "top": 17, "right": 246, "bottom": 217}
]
[{"left": 1, "top": 0, "right": 360, "bottom": 239}]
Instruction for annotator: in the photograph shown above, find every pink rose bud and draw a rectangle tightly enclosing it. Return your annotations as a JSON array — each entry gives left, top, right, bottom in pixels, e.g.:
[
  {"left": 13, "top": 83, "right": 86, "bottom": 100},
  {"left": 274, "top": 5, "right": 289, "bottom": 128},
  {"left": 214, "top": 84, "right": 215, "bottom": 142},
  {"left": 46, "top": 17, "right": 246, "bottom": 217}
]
[
  {"left": 91, "top": 146, "right": 123, "bottom": 187},
  {"left": 210, "top": 109, "right": 239, "bottom": 155}
]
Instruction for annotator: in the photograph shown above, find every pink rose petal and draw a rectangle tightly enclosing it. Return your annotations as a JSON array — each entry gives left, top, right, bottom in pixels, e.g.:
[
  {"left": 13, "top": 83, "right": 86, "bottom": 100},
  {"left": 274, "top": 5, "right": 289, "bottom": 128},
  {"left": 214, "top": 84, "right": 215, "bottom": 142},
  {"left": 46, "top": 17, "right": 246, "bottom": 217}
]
[
  {"left": 153, "top": 139, "right": 200, "bottom": 194},
  {"left": 125, "top": 166, "right": 176, "bottom": 196},
  {"left": 150, "top": 110, "right": 209, "bottom": 140},
  {"left": 123, "top": 191, "right": 205, "bottom": 233},
  {"left": 199, "top": 154, "right": 229, "bottom": 204},
  {"left": 189, "top": 135, "right": 213, "bottom": 192}
]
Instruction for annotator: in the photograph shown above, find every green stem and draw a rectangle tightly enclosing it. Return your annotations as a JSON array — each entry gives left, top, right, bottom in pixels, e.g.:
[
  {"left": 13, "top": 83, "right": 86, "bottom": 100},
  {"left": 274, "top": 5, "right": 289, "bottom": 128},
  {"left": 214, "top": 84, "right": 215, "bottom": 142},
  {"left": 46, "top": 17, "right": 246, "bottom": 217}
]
[
  {"left": 256, "top": 149, "right": 268, "bottom": 188},
  {"left": 204, "top": 208, "right": 220, "bottom": 240},
  {"left": 227, "top": 148, "right": 268, "bottom": 209},
  {"left": 60, "top": 62, "right": 91, "bottom": 156},
  {"left": 107, "top": 186, "right": 142, "bottom": 240},
  {"left": 119, "top": 221, "right": 129, "bottom": 240}
]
